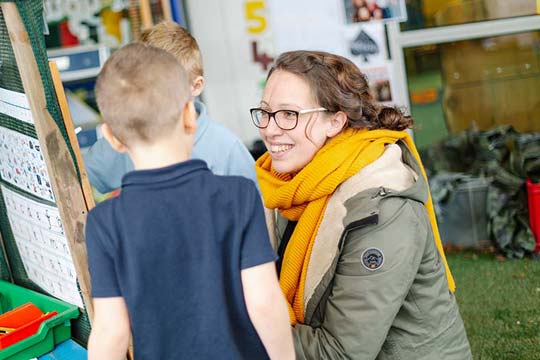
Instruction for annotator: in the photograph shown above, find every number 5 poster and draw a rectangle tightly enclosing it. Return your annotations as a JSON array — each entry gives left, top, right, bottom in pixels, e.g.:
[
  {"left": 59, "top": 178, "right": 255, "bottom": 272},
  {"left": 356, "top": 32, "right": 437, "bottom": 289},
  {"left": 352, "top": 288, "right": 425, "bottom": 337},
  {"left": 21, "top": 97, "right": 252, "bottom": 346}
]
[{"left": 184, "top": 0, "right": 276, "bottom": 145}]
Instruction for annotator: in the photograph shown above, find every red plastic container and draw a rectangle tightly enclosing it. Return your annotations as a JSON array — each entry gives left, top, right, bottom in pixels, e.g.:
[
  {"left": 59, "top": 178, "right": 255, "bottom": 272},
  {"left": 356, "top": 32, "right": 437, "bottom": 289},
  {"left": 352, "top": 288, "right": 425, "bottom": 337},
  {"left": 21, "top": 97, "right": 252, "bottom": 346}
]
[
  {"left": 59, "top": 21, "right": 79, "bottom": 47},
  {"left": 0, "top": 303, "right": 57, "bottom": 350},
  {"left": 527, "top": 178, "right": 540, "bottom": 253}
]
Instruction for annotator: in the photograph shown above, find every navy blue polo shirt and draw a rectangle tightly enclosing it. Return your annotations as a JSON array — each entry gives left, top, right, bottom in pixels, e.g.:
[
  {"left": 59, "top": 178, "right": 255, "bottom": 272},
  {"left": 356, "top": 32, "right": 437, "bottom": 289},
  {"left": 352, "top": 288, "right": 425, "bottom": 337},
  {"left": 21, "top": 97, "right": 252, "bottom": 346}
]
[{"left": 86, "top": 160, "right": 276, "bottom": 359}]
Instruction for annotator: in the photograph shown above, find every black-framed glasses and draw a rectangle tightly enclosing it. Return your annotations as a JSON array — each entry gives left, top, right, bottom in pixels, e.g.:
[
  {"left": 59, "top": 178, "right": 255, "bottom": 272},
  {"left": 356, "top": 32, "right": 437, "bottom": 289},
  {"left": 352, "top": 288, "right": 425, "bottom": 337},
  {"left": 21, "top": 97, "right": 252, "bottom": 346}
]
[{"left": 250, "top": 107, "right": 328, "bottom": 130}]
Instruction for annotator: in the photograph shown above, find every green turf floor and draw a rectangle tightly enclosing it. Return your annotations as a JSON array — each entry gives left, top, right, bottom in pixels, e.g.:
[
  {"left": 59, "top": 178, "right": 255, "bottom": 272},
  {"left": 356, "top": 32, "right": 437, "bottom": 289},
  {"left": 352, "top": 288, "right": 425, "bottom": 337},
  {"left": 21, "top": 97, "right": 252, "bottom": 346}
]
[{"left": 448, "top": 253, "right": 540, "bottom": 359}]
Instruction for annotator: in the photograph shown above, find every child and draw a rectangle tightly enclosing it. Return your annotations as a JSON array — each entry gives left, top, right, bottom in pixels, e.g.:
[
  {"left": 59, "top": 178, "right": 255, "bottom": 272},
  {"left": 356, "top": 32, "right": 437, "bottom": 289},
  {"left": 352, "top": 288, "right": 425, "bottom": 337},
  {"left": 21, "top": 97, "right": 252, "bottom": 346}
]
[
  {"left": 86, "top": 43, "right": 294, "bottom": 360},
  {"left": 83, "top": 21, "right": 257, "bottom": 194}
]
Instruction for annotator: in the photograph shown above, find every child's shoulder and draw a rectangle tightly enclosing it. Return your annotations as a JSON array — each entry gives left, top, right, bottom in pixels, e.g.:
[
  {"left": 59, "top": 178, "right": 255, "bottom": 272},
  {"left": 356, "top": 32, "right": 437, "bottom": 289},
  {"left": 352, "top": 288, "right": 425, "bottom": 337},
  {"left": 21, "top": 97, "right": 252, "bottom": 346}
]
[
  {"left": 86, "top": 194, "right": 119, "bottom": 225},
  {"left": 213, "top": 174, "right": 257, "bottom": 189},
  {"left": 209, "top": 174, "right": 259, "bottom": 202}
]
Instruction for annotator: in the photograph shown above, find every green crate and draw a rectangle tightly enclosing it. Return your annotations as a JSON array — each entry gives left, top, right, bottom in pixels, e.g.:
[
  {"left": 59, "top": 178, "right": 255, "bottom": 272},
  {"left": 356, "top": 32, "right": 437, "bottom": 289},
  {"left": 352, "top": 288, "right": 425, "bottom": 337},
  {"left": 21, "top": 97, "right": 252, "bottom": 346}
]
[{"left": 0, "top": 281, "right": 79, "bottom": 360}]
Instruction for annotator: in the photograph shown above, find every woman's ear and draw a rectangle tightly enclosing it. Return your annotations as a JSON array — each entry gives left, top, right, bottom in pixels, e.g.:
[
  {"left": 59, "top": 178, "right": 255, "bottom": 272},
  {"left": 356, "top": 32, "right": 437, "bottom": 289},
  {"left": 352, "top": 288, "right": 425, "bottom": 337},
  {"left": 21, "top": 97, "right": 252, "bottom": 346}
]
[
  {"left": 191, "top": 76, "right": 205, "bottom": 97},
  {"left": 102, "top": 123, "right": 128, "bottom": 153},
  {"left": 326, "top": 111, "right": 348, "bottom": 138}
]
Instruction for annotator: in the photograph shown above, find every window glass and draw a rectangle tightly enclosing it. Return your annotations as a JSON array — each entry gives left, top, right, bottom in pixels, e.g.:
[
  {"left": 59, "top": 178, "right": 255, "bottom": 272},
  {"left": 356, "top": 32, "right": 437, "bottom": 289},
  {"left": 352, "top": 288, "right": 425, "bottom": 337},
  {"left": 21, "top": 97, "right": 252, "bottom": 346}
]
[
  {"left": 406, "top": 31, "right": 540, "bottom": 149},
  {"left": 401, "top": 0, "right": 538, "bottom": 31}
]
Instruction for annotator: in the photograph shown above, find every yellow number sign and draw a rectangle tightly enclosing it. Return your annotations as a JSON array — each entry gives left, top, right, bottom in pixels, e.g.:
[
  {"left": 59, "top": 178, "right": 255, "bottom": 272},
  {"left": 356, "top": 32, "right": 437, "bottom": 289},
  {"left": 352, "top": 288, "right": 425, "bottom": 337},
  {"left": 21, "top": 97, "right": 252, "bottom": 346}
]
[{"left": 245, "top": 0, "right": 266, "bottom": 34}]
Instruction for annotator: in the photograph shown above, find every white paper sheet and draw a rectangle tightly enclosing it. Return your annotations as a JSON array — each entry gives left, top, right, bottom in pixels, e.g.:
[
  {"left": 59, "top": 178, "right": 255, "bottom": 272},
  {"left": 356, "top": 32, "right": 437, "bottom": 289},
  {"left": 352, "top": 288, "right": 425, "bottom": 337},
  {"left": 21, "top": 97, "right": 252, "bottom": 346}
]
[
  {"left": 1, "top": 185, "right": 84, "bottom": 307},
  {"left": 0, "top": 127, "right": 55, "bottom": 202},
  {"left": 0, "top": 88, "right": 33, "bottom": 124},
  {"left": 268, "top": 0, "right": 348, "bottom": 56}
]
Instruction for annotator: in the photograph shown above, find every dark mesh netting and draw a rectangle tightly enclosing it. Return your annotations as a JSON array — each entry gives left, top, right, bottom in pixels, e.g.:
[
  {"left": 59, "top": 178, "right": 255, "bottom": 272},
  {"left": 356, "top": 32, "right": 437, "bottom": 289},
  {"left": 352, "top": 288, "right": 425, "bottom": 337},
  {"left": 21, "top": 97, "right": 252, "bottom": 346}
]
[{"left": 0, "top": 0, "right": 90, "bottom": 344}]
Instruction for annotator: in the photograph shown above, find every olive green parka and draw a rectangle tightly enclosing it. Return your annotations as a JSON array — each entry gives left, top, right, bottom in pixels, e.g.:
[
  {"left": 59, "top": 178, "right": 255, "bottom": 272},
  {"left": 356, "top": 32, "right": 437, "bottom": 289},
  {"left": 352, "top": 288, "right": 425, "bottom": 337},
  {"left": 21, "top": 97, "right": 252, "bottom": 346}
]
[{"left": 265, "top": 143, "right": 472, "bottom": 360}]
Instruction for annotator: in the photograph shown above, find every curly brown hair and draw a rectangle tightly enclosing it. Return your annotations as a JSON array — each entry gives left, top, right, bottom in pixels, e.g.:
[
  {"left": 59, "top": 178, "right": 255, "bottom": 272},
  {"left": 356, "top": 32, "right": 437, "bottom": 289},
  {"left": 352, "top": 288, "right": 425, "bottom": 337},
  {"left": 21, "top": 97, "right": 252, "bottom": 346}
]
[{"left": 268, "top": 50, "right": 412, "bottom": 131}]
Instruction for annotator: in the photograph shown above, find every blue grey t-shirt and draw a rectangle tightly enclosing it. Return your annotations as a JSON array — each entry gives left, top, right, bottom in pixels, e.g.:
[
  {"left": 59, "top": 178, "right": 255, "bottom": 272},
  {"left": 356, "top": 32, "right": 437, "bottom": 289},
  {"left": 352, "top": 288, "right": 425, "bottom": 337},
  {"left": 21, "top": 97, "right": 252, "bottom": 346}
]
[
  {"left": 85, "top": 160, "right": 275, "bottom": 359},
  {"left": 83, "top": 101, "right": 257, "bottom": 193}
]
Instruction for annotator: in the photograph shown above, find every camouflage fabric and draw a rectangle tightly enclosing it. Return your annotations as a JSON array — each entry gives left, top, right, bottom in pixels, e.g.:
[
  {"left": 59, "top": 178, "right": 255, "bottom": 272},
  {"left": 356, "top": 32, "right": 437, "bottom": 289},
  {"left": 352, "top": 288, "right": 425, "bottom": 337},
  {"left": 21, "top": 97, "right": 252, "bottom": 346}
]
[{"left": 423, "top": 125, "right": 539, "bottom": 259}]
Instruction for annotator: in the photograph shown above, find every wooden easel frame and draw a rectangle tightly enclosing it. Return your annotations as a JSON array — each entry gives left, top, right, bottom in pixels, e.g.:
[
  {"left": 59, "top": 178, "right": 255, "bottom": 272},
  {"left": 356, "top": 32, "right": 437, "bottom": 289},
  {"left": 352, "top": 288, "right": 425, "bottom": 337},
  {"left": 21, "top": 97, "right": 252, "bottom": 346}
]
[
  {"left": 2, "top": 3, "right": 137, "bottom": 358},
  {"left": 1, "top": 1, "right": 93, "bottom": 320}
]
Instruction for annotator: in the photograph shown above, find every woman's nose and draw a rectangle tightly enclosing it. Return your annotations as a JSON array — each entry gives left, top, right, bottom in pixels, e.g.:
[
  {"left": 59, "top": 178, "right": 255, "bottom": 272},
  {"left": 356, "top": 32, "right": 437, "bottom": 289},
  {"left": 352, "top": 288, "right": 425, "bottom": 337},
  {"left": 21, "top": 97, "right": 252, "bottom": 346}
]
[{"left": 262, "top": 115, "right": 283, "bottom": 137}]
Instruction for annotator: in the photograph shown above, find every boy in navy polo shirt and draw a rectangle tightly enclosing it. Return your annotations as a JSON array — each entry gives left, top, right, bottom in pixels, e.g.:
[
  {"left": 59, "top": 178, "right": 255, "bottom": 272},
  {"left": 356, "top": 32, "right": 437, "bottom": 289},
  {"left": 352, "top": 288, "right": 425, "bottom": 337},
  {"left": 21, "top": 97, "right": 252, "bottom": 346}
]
[{"left": 85, "top": 43, "right": 294, "bottom": 360}]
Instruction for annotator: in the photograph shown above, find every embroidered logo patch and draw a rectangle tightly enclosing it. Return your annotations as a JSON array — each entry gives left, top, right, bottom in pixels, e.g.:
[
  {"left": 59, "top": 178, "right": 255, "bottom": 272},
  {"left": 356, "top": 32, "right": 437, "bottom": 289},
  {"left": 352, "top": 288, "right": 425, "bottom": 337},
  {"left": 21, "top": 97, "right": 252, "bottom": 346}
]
[{"left": 361, "top": 248, "right": 384, "bottom": 271}]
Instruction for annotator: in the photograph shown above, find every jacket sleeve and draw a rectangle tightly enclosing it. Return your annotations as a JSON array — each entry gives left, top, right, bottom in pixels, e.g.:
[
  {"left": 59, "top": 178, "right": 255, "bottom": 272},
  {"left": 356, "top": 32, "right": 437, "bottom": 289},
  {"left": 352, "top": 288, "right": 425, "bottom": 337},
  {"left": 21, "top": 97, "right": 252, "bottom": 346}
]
[{"left": 293, "top": 199, "right": 429, "bottom": 359}]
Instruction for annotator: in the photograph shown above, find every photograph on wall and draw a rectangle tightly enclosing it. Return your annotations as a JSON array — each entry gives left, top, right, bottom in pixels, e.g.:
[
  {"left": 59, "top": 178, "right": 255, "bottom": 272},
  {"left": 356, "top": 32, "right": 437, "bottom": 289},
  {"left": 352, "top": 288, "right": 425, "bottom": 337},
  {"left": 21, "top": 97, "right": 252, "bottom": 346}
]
[
  {"left": 1, "top": 185, "right": 84, "bottom": 307},
  {"left": 360, "top": 64, "right": 394, "bottom": 105},
  {"left": 344, "top": 22, "right": 387, "bottom": 66},
  {"left": 343, "top": 0, "right": 407, "bottom": 24}
]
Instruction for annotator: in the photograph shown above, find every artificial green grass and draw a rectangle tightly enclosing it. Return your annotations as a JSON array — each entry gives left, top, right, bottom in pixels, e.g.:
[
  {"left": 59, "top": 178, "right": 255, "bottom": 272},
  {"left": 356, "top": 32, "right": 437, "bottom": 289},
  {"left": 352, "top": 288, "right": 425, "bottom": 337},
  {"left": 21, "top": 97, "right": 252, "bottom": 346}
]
[{"left": 448, "top": 253, "right": 540, "bottom": 359}]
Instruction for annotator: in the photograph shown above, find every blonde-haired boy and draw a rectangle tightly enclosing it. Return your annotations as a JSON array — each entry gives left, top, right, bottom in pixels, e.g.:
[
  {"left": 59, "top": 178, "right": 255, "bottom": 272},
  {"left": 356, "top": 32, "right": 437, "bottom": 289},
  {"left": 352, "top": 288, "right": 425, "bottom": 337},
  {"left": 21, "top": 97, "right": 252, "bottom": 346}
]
[
  {"left": 83, "top": 21, "right": 257, "bottom": 194},
  {"left": 86, "top": 43, "right": 294, "bottom": 359}
]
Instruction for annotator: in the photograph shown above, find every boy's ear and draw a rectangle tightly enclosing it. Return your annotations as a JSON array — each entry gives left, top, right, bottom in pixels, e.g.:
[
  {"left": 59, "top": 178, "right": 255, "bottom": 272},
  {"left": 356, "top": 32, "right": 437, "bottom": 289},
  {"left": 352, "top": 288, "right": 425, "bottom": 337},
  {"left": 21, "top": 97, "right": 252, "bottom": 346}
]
[
  {"left": 182, "top": 101, "right": 197, "bottom": 135},
  {"left": 326, "top": 111, "right": 348, "bottom": 138},
  {"left": 102, "top": 123, "right": 128, "bottom": 153},
  {"left": 191, "top": 76, "right": 205, "bottom": 97}
]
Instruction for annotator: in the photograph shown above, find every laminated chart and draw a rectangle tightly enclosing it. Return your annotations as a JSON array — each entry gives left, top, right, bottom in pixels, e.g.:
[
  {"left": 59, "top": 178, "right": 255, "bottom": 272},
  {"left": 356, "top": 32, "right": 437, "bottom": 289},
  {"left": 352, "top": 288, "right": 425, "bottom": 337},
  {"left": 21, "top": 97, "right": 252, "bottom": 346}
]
[
  {"left": 0, "top": 126, "right": 55, "bottom": 202},
  {"left": 0, "top": 87, "right": 33, "bottom": 124},
  {"left": 1, "top": 185, "right": 84, "bottom": 307}
]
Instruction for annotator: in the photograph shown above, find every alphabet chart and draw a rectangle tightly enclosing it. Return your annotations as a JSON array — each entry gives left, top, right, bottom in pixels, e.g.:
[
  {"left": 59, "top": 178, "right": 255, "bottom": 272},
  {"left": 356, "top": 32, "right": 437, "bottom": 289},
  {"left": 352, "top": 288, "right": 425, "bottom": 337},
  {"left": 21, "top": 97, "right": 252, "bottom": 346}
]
[
  {"left": 0, "top": 87, "right": 33, "bottom": 124},
  {"left": 1, "top": 185, "right": 84, "bottom": 307},
  {"left": 0, "top": 126, "right": 55, "bottom": 202}
]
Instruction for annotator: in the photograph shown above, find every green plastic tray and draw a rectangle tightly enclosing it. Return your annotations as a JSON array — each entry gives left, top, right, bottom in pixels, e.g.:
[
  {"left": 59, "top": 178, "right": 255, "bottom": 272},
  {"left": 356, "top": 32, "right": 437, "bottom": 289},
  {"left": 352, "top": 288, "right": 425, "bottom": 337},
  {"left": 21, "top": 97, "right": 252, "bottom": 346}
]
[{"left": 0, "top": 281, "right": 79, "bottom": 360}]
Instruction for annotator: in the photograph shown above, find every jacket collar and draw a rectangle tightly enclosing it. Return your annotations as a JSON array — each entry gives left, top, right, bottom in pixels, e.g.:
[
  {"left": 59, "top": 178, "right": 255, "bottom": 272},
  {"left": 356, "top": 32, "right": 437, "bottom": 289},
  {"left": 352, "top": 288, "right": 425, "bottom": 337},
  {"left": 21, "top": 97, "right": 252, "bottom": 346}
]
[{"left": 303, "top": 142, "right": 424, "bottom": 322}]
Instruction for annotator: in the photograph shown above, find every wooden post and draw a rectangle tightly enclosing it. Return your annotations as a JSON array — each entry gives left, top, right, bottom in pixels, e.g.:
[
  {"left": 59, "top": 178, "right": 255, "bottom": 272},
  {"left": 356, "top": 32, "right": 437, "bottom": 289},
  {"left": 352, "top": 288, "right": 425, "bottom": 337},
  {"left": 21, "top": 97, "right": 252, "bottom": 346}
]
[
  {"left": 139, "top": 0, "right": 153, "bottom": 29},
  {"left": 1, "top": 2, "right": 93, "bottom": 320},
  {"left": 161, "top": 0, "right": 173, "bottom": 21},
  {"left": 48, "top": 61, "right": 96, "bottom": 211},
  {"left": 129, "top": 0, "right": 142, "bottom": 40}
]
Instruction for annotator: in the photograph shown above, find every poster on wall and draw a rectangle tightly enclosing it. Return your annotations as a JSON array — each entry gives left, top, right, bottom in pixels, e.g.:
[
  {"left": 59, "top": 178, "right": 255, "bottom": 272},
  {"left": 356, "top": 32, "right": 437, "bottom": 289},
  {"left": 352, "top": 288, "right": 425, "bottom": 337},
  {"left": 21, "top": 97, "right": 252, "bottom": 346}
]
[
  {"left": 344, "top": 22, "right": 387, "bottom": 66},
  {"left": 245, "top": 0, "right": 276, "bottom": 98},
  {"left": 0, "top": 126, "right": 55, "bottom": 202},
  {"left": 1, "top": 185, "right": 84, "bottom": 307},
  {"left": 342, "top": 0, "right": 407, "bottom": 24},
  {"left": 184, "top": 0, "right": 277, "bottom": 144}
]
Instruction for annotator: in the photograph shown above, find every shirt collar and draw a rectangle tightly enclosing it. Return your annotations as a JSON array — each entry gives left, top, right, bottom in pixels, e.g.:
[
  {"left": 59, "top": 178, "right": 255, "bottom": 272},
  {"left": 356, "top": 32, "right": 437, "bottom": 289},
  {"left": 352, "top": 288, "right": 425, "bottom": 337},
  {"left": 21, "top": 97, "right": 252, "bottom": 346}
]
[{"left": 122, "top": 159, "right": 208, "bottom": 188}]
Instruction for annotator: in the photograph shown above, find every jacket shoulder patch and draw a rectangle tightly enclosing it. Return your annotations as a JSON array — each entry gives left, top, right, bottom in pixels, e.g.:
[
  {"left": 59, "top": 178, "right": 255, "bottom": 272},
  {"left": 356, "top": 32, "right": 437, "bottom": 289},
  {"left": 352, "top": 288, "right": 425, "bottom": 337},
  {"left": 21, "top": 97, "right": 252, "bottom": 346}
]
[{"left": 361, "top": 247, "right": 384, "bottom": 271}]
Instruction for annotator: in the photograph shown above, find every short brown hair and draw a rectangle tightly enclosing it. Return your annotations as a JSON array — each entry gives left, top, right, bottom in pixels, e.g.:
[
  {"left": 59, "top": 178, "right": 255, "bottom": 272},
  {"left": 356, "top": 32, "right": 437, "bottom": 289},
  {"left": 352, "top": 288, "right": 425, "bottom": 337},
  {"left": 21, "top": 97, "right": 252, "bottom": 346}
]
[
  {"left": 95, "top": 43, "right": 191, "bottom": 146},
  {"left": 268, "top": 51, "right": 412, "bottom": 131},
  {"left": 141, "top": 21, "right": 203, "bottom": 82}
]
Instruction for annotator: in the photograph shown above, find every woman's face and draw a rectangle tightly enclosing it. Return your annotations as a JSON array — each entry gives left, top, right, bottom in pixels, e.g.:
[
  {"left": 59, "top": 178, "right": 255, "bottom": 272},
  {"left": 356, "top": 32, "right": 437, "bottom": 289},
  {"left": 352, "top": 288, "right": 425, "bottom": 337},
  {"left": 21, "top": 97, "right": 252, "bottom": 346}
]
[{"left": 258, "top": 70, "right": 331, "bottom": 174}]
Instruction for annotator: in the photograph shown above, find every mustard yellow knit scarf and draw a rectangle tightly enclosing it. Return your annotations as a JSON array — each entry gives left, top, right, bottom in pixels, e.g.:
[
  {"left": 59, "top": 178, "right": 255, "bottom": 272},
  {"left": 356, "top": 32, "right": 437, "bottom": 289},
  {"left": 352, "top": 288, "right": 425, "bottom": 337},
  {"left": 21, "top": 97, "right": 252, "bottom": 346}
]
[{"left": 256, "top": 128, "right": 455, "bottom": 325}]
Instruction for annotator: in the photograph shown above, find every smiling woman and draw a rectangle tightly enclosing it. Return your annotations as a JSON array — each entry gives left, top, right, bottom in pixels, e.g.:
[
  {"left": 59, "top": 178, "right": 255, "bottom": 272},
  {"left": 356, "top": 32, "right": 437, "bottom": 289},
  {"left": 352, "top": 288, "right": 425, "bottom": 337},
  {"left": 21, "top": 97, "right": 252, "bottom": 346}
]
[
  {"left": 253, "top": 69, "right": 338, "bottom": 174},
  {"left": 252, "top": 50, "right": 473, "bottom": 359}
]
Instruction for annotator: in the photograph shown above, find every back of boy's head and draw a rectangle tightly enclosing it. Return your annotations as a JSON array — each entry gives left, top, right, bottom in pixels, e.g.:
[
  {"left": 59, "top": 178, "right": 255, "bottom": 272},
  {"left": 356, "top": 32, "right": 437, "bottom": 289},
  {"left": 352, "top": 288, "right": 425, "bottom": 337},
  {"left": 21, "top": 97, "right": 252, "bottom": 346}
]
[
  {"left": 141, "top": 21, "right": 203, "bottom": 82},
  {"left": 95, "top": 42, "right": 191, "bottom": 147}
]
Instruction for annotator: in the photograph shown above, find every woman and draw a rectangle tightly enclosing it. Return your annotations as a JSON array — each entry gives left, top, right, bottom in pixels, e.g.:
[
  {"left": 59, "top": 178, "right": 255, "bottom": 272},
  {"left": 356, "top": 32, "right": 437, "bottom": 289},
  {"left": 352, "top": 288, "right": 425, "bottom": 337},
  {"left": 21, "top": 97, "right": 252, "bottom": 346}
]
[{"left": 251, "top": 51, "right": 472, "bottom": 359}]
